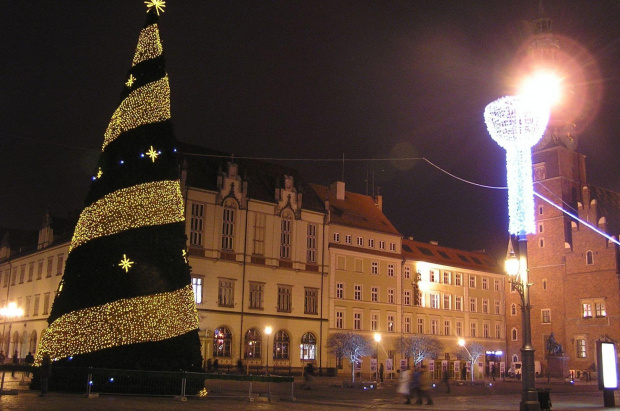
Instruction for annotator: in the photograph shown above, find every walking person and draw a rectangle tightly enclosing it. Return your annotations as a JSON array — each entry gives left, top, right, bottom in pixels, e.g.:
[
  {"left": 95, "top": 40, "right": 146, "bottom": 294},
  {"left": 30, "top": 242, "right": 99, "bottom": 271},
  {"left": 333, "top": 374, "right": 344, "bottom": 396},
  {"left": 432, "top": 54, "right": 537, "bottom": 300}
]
[
  {"left": 397, "top": 366, "right": 413, "bottom": 404},
  {"left": 24, "top": 351, "right": 35, "bottom": 378},
  {"left": 302, "top": 362, "right": 315, "bottom": 390},
  {"left": 379, "top": 363, "right": 384, "bottom": 383},
  {"left": 39, "top": 353, "right": 52, "bottom": 397},
  {"left": 11, "top": 350, "right": 18, "bottom": 377},
  {"left": 442, "top": 369, "right": 451, "bottom": 393},
  {"left": 415, "top": 364, "right": 434, "bottom": 406}
]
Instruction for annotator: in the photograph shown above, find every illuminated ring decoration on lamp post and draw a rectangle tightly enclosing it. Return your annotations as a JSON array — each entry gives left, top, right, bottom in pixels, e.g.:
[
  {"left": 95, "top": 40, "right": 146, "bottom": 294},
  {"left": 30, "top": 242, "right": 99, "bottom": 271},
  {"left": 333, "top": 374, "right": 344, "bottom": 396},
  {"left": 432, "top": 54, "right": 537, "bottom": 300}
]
[{"left": 484, "top": 95, "right": 550, "bottom": 235}]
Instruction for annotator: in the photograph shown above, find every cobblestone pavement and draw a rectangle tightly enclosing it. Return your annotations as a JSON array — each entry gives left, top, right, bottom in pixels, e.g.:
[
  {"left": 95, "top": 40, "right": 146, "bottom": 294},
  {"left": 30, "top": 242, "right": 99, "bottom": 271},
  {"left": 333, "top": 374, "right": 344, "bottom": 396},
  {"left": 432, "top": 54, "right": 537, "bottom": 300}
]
[{"left": 2, "top": 373, "right": 620, "bottom": 410}]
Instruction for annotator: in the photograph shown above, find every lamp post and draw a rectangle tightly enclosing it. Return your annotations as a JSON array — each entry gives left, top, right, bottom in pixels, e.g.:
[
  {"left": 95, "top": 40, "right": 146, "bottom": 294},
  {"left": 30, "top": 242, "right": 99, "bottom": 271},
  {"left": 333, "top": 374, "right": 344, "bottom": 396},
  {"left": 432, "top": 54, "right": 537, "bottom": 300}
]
[
  {"left": 485, "top": 93, "right": 549, "bottom": 411},
  {"left": 0, "top": 302, "right": 24, "bottom": 395},
  {"left": 374, "top": 332, "right": 381, "bottom": 382},
  {"left": 458, "top": 338, "right": 475, "bottom": 384},
  {"left": 264, "top": 326, "right": 272, "bottom": 375}
]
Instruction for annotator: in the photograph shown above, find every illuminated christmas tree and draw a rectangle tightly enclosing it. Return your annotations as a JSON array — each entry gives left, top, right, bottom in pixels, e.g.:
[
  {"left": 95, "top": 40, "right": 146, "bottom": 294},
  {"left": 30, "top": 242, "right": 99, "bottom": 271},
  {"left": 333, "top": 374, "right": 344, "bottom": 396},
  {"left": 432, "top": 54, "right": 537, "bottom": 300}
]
[{"left": 36, "top": 1, "right": 202, "bottom": 371}]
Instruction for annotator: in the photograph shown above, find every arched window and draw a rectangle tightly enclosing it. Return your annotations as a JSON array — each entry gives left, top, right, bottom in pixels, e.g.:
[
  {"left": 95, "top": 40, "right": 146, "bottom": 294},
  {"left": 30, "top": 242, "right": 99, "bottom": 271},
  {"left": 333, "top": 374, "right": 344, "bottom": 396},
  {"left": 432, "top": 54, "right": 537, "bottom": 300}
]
[
  {"left": 213, "top": 327, "right": 232, "bottom": 358},
  {"left": 29, "top": 330, "right": 38, "bottom": 354},
  {"left": 274, "top": 330, "right": 290, "bottom": 360},
  {"left": 300, "top": 332, "right": 316, "bottom": 360},
  {"left": 512, "top": 354, "right": 519, "bottom": 364},
  {"left": 586, "top": 250, "right": 594, "bottom": 265},
  {"left": 280, "top": 211, "right": 293, "bottom": 259},
  {"left": 511, "top": 328, "right": 518, "bottom": 341},
  {"left": 221, "top": 200, "right": 236, "bottom": 251},
  {"left": 244, "top": 328, "right": 262, "bottom": 359}
]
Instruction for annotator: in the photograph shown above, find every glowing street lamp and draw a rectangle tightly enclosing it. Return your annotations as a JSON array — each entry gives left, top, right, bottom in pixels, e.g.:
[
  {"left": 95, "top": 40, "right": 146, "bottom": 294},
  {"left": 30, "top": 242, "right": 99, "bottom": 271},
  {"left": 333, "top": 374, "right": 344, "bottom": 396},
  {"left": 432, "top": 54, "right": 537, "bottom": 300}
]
[
  {"left": 374, "top": 333, "right": 381, "bottom": 382},
  {"left": 264, "top": 326, "right": 272, "bottom": 375},
  {"left": 485, "top": 93, "right": 549, "bottom": 411},
  {"left": 0, "top": 302, "right": 24, "bottom": 394}
]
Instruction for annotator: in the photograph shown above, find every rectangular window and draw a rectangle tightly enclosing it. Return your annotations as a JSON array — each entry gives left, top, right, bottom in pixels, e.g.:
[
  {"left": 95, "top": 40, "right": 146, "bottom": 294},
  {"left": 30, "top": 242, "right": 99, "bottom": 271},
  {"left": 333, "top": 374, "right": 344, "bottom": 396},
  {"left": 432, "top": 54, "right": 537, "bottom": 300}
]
[
  {"left": 336, "top": 310, "right": 344, "bottom": 329},
  {"left": 404, "top": 316, "right": 411, "bottom": 333},
  {"left": 25, "top": 296, "right": 31, "bottom": 317},
  {"left": 495, "top": 324, "right": 502, "bottom": 339},
  {"left": 11, "top": 267, "right": 16, "bottom": 285},
  {"left": 417, "top": 318, "right": 424, "bottom": 334},
  {"left": 354, "top": 312, "right": 362, "bottom": 330},
  {"left": 482, "top": 299, "right": 489, "bottom": 314},
  {"left": 430, "top": 293, "right": 440, "bottom": 309},
  {"left": 389, "top": 243, "right": 396, "bottom": 251},
  {"left": 371, "top": 286, "right": 379, "bottom": 302},
  {"left": 430, "top": 270, "right": 439, "bottom": 283},
  {"left": 443, "top": 271, "right": 451, "bottom": 284},
  {"left": 3, "top": 270, "right": 8, "bottom": 287},
  {"left": 404, "top": 290, "right": 411, "bottom": 306},
  {"left": 368, "top": 239, "right": 375, "bottom": 248},
  {"left": 444, "top": 320, "right": 451, "bottom": 336},
  {"left": 582, "top": 303, "right": 592, "bottom": 318},
  {"left": 387, "top": 314, "right": 395, "bottom": 332},
  {"left": 482, "top": 277, "right": 488, "bottom": 290},
  {"left": 387, "top": 288, "right": 395, "bottom": 304},
  {"left": 443, "top": 294, "right": 451, "bottom": 310},
  {"left": 354, "top": 285, "right": 362, "bottom": 301},
  {"left": 541, "top": 309, "right": 551, "bottom": 323},
  {"left": 192, "top": 276, "right": 203, "bottom": 304},
  {"left": 469, "top": 275, "right": 476, "bottom": 288},
  {"left": 336, "top": 255, "right": 346, "bottom": 270},
  {"left": 280, "top": 217, "right": 291, "bottom": 259},
  {"left": 404, "top": 266, "right": 411, "bottom": 279},
  {"left": 249, "top": 282, "right": 264, "bottom": 309},
  {"left": 455, "top": 296, "right": 462, "bottom": 311},
  {"left": 336, "top": 283, "right": 344, "bottom": 299},
  {"left": 371, "top": 313, "right": 378, "bottom": 331},
  {"left": 37, "top": 260, "right": 43, "bottom": 280},
  {"left": 190, "top": 203, "right": 204, "bottom": 246},
  {"left": 576, "top": 338, "right": 586, "bottom": 358},
  {"left": 218, "top": 279, "right": 234, "bottom": 307},
  {"left": 595, "top": 302, "right": 606, "bottom": 318},
  {"left": 28, "top": 263, "right": 34, "bottom": 282},
  {"left": 470, "top": 297, "right": 477, "bottom": 312},
  {"left": 43, "top": 293, "right": 50, "bottom": 315},
  {"left": 456, "top": 321, "right": 463, "bottom": 337},
  {"left": 357, "top": 237, "right": 363, "bottom": 246},
  {"left": 304, "top": 288, "right": 319, "bottom": 315},
  {"left": 494, "top": 279, "right": 501, "bottom": 291},
  {"left": 455, "top": 273, "right": 463, "bottom": 286},
  {"left": 56, "top": 254, "right": 64, "bottom": 275},
  {"left": 277, "top": 285, "right": 292, "bottom": 312},
  {"left": 33, "top": 295, "right": 40, "bottom": 316},
  {"left": 483, "top": 323, "right": 490, "bottom": 338},
  {"left": 253, "top": 213, "right": 266, "bottom": 255},
  {"left": 333, "top": 233, "right": 340, "bottom": 242},
  {"left": 495, "top": 300, "right": 501, "bottom": 315},
  {"left": 379, "top": 240, "right": 385, "bottom": 250},
  {"left": 371, "top": 262, "right": 379, "bottom": 275},
  {"left": 19, "top": 265, "right": 25, "bottom": 284},
  {"left": 46, "top": 257, "right": 53, "bottom": 277},
  {"left": 431, "top": 319, "right": 439, "bottom": 335},
  {"left": 306, "top": 224, "right": 317, "bottom": 263},
  {"left": 387, "top": 264, "right": 395, "bottom": 277},
  {"left": 345, "top": 234, "right": 351, "bottom": 244},
  {"left": 470, "top": 322, "right": 477, "bottom": 337}
]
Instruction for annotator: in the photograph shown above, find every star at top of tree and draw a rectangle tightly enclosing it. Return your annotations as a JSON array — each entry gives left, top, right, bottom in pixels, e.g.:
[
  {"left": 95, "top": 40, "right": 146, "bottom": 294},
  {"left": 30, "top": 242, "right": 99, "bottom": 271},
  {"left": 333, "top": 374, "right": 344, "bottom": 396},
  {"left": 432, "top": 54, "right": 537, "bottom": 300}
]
[{"left": 145, "top": 0, "right": 166, "bottom": 16}]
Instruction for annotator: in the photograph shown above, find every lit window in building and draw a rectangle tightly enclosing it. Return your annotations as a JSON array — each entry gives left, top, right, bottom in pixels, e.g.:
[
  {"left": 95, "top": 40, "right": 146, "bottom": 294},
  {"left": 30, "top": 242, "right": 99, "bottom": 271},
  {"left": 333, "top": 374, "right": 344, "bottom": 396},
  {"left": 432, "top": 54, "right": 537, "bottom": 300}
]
[
  {"left": 300, "top": 332, "right": 316, "bottom": 360},
  {"left": 190, "top": 202, "right": 204, "bottom": 246},
  {"left": 192, "top": 276, "right": 203, "bottom": 304},
  {"left": 277, "top": 285, "right": 292, "bottom": 312},
  {"left": 213, "top": 327, "right": 232, "bottom": 357},
  {"left": 576, "top": 338, "right": 586, "bottom": 358},
  {"left": 582, "top": 303, "right": 592, "bottom": 318},
  {"left": 244, "top": 328, "right": 262, "bottom": 359},
  {"left": 387, "top": 314, "right": 395, "bottom": 332},
  {"left": 274, "top": 330, "right": 290, "bottom": 360}
]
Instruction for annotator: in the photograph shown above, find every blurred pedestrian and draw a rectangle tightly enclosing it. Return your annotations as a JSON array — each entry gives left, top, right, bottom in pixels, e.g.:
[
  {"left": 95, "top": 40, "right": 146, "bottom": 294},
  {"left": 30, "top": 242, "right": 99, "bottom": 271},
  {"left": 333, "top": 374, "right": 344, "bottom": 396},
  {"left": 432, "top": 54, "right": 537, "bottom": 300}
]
[
  {"left": 415, "top": 364, "right": 433, "bottom": 406},
  {"left": 397, "top": 367, "right": 412, "bottom": 404},
  {"left": 212, "top": 359, "right": 219, "bottom": 373},
  {"left": 237, "top": 359, "right": 244, "bottom": 374},
  {"left": 379, "top": 363, "right": 384, "bottom": 382},
  {"left": 442, "top": 370, "right": 450, "bottom": 393},
  {"left": 302, "top": 362, "right": 315, "bottom": 390},
  {"left": 11, "top": 350, "right": 18, "bottom": 377},
  {"left": 39, "top": 353, "right": 52, "bottom": 397},
  {"left": 25, "top": 351, "right": 35, "bottom": 377}
]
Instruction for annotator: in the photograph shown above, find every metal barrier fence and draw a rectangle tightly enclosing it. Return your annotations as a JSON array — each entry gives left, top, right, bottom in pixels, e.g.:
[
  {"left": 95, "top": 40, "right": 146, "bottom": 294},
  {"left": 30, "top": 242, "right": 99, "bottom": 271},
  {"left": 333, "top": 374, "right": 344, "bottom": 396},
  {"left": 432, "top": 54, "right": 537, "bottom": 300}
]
[{"left": 0, "top": 364, "right": 295, "bottom": 401}]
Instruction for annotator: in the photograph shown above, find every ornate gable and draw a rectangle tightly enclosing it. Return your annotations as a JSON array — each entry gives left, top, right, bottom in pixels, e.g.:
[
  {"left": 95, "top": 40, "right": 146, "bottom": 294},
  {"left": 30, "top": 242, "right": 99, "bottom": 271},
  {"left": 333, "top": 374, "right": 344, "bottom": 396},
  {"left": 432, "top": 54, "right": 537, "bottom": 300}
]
[
  {"left": 216, "top": 162, "right": 247, "bottom": 209},
  {"left": 275, "top": 175, "right": 302, "bottom": 219}
]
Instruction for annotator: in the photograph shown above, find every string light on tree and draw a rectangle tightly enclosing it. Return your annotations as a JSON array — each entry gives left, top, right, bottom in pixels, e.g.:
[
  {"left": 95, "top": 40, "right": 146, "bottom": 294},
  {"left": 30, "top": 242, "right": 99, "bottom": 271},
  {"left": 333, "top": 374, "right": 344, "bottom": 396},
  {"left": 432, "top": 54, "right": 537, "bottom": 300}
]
[{"left": 484, "top": 95, "right": 549, "bottom": 235}]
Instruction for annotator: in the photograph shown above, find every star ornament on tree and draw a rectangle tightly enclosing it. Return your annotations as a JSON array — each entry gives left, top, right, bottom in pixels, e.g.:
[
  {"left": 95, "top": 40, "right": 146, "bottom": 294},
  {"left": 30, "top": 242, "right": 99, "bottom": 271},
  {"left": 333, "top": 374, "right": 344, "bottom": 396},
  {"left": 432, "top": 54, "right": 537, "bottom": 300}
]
[
  {"left": 145, "top": 0, "right": 166, "bottom": 15},
  {"left": 125, "top": 74, "right": 136, "bottom": 88},
  {"left": 146, "top": 146, "right": 159, "bottom": 162},
  {"left": 118, "top": 254, "right": 135, "bottom": 273}
]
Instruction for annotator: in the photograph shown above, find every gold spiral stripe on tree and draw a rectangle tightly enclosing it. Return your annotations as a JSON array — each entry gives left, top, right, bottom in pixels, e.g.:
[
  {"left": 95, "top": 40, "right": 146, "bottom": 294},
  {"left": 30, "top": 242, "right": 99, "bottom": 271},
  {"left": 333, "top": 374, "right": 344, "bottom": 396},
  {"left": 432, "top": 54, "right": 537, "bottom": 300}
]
[
  {"left": 70, "top": 180, "right": 184, "bottom": 252},
  {"left": 132, "top": 24, "right": 163, "bottom": 66},
  {"left": 102, "top": 76, "right": 171, "bottom": 150},
  {"left": 35, "top": 285, "right": 199, "bottom": 365}
]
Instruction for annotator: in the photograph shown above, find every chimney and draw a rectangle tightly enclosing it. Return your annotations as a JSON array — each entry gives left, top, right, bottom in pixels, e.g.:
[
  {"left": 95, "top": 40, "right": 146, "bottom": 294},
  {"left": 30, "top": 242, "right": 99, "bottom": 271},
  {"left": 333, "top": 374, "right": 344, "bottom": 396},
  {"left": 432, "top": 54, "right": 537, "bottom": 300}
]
[{"left": 330, "top": 181, "right": 345, "bottom": 201}]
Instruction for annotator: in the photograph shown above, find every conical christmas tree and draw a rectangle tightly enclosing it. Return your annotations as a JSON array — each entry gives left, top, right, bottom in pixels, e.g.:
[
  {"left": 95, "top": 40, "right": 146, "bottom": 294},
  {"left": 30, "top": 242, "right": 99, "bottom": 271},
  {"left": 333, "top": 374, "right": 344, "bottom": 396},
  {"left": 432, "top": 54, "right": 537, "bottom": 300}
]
[{"left": 36, "top": 2, "right": 202, "bottom": 371}]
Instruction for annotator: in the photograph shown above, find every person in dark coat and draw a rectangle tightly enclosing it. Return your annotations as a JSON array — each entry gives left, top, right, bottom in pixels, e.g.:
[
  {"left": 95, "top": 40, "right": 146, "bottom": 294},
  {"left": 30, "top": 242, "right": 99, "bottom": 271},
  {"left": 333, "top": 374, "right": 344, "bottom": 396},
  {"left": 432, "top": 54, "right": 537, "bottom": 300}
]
[
  {"left": 39, "top": 353, "right": 52, "bottom": 397},
  {"left": 24, "top": 352, "right": 35, "bottom": 377},
  {"left": 379, "top": 363, "right": 384, "bottom": 382},
  {"left": 11, "top": 350, "right": 18, "bottom": 377}
]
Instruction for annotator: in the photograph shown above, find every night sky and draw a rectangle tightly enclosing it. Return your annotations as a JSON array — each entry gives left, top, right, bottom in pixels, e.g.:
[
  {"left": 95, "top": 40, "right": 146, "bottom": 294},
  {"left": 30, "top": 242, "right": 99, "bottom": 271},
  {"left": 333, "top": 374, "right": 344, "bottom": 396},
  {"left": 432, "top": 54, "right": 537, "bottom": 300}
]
[{"left": 2, "top": 1, "right": 619, "bottom": 260}]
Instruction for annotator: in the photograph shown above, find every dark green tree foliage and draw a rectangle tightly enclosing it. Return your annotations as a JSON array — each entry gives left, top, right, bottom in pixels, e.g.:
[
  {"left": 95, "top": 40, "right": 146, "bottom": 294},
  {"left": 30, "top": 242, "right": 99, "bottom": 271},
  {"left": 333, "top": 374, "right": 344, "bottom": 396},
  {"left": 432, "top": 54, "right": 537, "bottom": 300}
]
[{"left": 43, "top": 8, "right": 201, "bottom": 371}]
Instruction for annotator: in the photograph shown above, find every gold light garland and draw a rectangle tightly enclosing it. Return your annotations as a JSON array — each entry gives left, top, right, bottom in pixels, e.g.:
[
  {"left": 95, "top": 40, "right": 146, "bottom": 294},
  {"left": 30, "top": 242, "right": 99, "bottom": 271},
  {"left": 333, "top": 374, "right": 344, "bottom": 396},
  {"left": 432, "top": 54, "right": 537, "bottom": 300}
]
[
  {"left": 70, "top": 180, "right": 184, "bottom": 252},
  {"left": 102, "top": 77, "right": 171, "bottom": 150},
  {"left": 132, "top": 24, "right": 163, "bottom": 67},
  {"left": 35, "top": 285, "right": 198, "bottom": 365}
]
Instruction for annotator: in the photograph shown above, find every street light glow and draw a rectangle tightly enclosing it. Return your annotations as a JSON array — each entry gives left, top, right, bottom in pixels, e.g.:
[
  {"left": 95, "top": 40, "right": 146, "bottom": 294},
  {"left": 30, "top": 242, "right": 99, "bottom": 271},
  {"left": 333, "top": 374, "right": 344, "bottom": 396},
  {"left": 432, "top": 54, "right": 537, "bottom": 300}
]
[
  {"left": 374, "top": 333, "right": 382, "bottom": 343},
  {"left": 265, "top": 326, "right": 272, "bottom": 336},
  {"left": 0, "top": 302, "right": 24, "bottom": 319},
  {"left": 519, "top": 70, "right": 562, "bottom": 107},
  {"left": 458, "top": 338, "right": 465, "bottom": 347}
]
